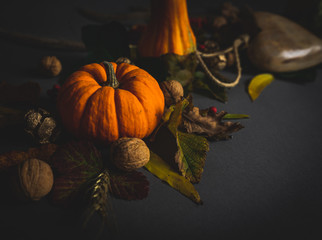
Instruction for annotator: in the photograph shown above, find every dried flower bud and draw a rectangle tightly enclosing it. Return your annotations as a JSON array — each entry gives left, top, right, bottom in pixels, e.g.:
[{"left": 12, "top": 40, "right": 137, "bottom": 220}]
[
  {"left": 14, "top": 158, "right": 54, "bottom": 201},
  {"left": 40, "top": 56, "right": 62, "bottom": 77},
  {"left": 24, "top": 108, "right": 60, "bottom": 144},
  {"left": 111, "top": 137, "right": 150, "bottom": 171},
  {"left": 160, "top": 80, "right": 184, "bottom": 107}
]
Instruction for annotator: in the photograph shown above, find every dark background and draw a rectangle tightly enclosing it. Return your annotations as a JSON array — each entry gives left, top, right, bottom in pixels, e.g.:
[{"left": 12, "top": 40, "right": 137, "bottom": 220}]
[{"left": 0, "top": 1, "right": 322, "bottom": 240}]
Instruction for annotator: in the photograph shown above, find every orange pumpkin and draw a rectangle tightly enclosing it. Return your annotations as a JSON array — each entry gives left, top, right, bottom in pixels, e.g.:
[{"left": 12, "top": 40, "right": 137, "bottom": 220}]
[
  {"left": 138, "top": 0, "right": 196, "bottom": 57},
  {"left": 57, "top": 62, "right": 165, "bottom": 144}
]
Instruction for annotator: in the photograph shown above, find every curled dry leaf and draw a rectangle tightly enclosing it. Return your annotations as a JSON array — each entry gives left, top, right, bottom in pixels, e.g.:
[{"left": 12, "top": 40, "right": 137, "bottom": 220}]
[
  {"left": 50, "top": 141, "right": 103, "bottom": 206},
  {"left": 109, "top": 170, "right": 149, "bottom": 200},
  {"left": 182, "top": 106, "right": 244, "bottom": 141}
]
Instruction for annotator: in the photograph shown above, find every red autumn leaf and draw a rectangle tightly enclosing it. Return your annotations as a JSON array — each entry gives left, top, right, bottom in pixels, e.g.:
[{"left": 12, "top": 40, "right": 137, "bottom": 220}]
[
  {"left": 0, "top": 143, "right": 57, "bottom": 171},
  {"left": 49, "top": 141, "right": 103, "bottom": 206},
  {"left": 109, "top": 170, "right": 149, "bottom": 200}
]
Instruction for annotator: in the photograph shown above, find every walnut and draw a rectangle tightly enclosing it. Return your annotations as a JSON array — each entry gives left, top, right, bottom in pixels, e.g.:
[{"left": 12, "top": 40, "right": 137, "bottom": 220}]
[
  {"left": 111, "top": 137, "right": 150, "bottom": 171},
  {"left": 40, "top": 56, "right": 62, "bottom": 77},
  {"left": 14, "top": 158, "right": 54, "bottom": 201},
  {"left": 115, "top": 57, "right": 132, "bottom": 65},
  {"left": 160, "top": 80, "right": 184, "bottom": 107},
  {"left": 24, "top": 108, "right": 60, "bottom": 144}
]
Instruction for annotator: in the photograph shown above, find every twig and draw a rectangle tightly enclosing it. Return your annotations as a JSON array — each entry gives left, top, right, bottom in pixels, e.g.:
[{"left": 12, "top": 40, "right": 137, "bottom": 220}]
[{"left": 0, "top": 27, "right": 86, "bottom": 51}]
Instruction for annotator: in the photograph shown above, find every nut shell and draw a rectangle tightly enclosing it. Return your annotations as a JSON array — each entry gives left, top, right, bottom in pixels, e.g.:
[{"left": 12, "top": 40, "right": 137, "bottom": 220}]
[
  {"left": 24, "top": 108, "right": 60, "bottom": 144},
  {"left": 40, "top": 56, "right": 62, "bottom": 77},
  {"left": 18, "top": 158, "right": 54, "bottom": 201},
  {"left": 160, "top": 80, "right": 184, "bottom": 107},
  {"left": 111, "top": 137, "right": 150, "bottom": 171}
]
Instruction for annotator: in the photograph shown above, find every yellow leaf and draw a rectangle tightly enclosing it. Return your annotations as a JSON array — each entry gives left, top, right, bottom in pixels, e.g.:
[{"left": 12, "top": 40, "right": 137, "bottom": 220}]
[
  {"left": 248, "top": 73, "right": 274, "bottom": 101},
  {"left": 145, "top": 151, "right": 202, "bottom": 204}
]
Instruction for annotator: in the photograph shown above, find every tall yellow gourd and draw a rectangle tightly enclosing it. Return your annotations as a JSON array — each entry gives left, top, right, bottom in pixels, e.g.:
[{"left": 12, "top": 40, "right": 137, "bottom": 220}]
[{"left": 138, "top": 0, "right": 196, "bottom": 57}]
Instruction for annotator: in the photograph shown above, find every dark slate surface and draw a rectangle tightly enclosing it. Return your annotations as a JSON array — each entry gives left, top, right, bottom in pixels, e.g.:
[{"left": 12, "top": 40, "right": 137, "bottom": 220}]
[{"left": 0, "top": 1, "right": 321, "bottom": 240}]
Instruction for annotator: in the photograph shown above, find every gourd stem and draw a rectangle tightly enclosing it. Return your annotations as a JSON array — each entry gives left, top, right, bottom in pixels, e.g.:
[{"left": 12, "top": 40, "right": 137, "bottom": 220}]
[
  {"left": 195, "top": 34, "right": 249, "bottom": 88},
  {"left": 102, "top": 61, "right": 119, "bottom": 88}
]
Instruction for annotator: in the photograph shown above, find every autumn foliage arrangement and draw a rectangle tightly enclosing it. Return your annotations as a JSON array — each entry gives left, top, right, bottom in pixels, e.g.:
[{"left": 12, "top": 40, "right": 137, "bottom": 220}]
[
  {"left": 0, "top": 0, "right": 256, "bottom": 233},
  {"left": 0, "top": 58, "right": 246, "bottom": 229}
]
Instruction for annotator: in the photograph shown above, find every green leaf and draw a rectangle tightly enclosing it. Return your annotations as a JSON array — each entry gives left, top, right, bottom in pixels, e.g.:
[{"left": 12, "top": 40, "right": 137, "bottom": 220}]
[
  {"left": 176, "top": 131, "right": 209, "bottom": 183},
  {"left": 248, "top": 73, "right": 274, "bottom": 101},
  {"left": 192, "top": 71, "right": 228, "bottom": 103},
  {"left": 163, "top": 53, "right": 198, "bottom": 87},
  {"left": 136, "top": 53, "right": 198, "bottom": 86},
  {"left": 167, "top": 99, "right": 209, "bottom": 183},
  {"left": 145, "top": 151, "right": 202, "bottom": 204},
  {"left": 167, "top": 98, "right": 190, "bottom": 133},
  {"left": 109, "top": 170, "right": 149, "bottom": 200},
  {"left": 223, "top": 114, "right": 250, "bottom": 119},
  {"left": 81, "top": 22, "right": 130, "bottom": 63},
  {"left": 50, "top": 141, "right": 103, "bottom": 206}
]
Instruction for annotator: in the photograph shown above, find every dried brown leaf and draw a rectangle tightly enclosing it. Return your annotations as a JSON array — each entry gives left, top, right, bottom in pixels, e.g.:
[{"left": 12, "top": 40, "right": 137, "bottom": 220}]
[
  {"left": 182, "top": 107, "right": 244, "bottom": 141},
  {"left": 0, "top": 143, "right": 57, "bottom": 171}
]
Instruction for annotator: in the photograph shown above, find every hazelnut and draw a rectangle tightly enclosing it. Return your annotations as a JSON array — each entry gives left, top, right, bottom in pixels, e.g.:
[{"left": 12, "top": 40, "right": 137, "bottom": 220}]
[
  {"left": 15, "top": 158, "right": 54, "bottom": 201},
  {"left": 111, "top": 137, "right": 150, "bottom": 171},
  {"left": 40, "top": 56, "right": 62, "bottom": 77},
  {"left": 160, "top": 80, "right": 184, "bottom": 107}
]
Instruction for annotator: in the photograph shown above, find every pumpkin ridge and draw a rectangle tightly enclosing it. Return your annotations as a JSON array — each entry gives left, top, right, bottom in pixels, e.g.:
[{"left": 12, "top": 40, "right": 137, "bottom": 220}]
[
  {"left": 58, "top": 70, "right": 99, "bottom": 104},
  {"left": 115, "top": 63, "right": 139, "bottom": 81},
  {"left": 114, "top": 89, "right": 148, "bottom": 138},
  {"left": 58, "top": 80, "right": 98, "bottom": 106},
  {"left": 99, "top": 87, "right": 119, "bottom": 142},
  {"left": 80, "top": 63, "right": 107, "bottom": 84},
  {"left": 120, "top": 77, "right": 164, "bottom": 136},
  {"left": 123, "top": 83, "right": 154, "bottom": 135},
  {"left": 78, "top": 86, "right": 103, "bottom": 138},
  {"left": 113, "top": 89, "right": 123, "bottom": 138},
  {"left": 58, "top": 83, "right": 101, "bottom": 135},
  {"left": 59, "top": 71, "right": 98, "bottom": 95},
  {"left": 121, "top": 74, "right": 162, "bottom": 101}
]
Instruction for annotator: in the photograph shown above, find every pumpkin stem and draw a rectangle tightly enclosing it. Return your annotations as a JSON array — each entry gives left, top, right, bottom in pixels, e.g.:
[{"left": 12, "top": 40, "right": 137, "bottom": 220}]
[{"left": 102, "top": 61, "right": 119, "bottom": 88}]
